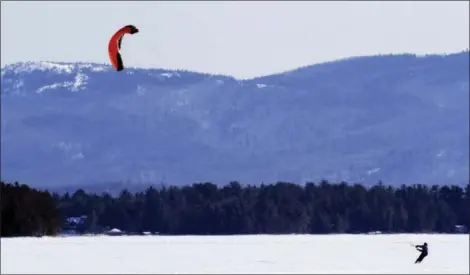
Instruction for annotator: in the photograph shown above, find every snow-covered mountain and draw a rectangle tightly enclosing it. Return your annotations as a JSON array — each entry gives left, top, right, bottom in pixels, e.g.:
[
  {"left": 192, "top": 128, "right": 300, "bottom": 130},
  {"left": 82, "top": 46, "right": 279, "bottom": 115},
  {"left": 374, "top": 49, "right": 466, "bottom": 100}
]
[{"left": 1, "top": 52, "right": 469, "bottom": 191}]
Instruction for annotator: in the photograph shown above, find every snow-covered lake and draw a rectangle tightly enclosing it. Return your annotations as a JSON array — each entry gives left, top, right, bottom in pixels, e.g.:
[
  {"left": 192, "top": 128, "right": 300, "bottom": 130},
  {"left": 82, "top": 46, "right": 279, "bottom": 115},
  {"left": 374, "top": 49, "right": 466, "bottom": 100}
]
[{"left": 1, "top": 234, "right": 468, "bottom": 274}]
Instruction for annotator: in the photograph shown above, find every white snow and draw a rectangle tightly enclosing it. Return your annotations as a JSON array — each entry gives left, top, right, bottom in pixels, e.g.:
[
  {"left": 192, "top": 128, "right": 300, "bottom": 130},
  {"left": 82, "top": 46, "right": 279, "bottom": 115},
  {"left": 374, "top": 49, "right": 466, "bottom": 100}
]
[
  {"left": 144, "top": 71, "right": 181, "bottom": 79},
  {"left": 367, "top": 168, "right": 381, "bottom": 175},
  {"left": 70, "top": 73, "right": 88, "bottom": 92},
  {"left": 52, "top": 142, "right": 84, "bottom": 161},
  {"left": 2, "top": 61, "right": 110, "bottom": 75},
  {"left": 36, "top": 83, "right": 67, "bottom": 94},
  {"left": 160, "top": 72, "right": 174, "bottom": 78},
  {"left": 5, "top": 61, "right": 75, "bottom": 74},
  {"left": 36, "top": 73, "right": 88, "bottom": 94},
  {"left": 77, "top": 63, "right": 107, "bottom": 72},
  {"left": 33, "top": 61, "right": 74, "bottom": 74},
  {"left": 1, "top": 234, "right": 468, "bottom": 274},
  {"left": 13, "top": 79, "right": 24, "bottom": 90},
  {"left": 257, "top": 83, "right": 267, "bottom": 88}
]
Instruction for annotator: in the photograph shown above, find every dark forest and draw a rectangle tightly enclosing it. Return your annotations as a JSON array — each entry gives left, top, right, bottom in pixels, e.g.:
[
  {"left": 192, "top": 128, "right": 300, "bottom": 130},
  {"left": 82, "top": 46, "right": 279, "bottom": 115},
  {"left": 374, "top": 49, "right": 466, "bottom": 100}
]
[{"left": 1, "top": 180, "right": 468, "bottom": 237}]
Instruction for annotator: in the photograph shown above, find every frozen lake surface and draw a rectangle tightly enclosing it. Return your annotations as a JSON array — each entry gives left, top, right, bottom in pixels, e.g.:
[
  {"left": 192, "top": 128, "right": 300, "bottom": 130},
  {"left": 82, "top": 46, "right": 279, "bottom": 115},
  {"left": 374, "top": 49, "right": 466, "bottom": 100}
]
[{"left": 1, "top": 234, "right": 468, "bottom": 274}]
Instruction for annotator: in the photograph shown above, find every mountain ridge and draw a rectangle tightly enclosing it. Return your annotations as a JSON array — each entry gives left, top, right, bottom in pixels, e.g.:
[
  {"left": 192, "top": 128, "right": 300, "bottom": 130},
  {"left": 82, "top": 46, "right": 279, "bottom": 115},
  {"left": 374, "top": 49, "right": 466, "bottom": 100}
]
[{"left": 4, "top": 51, "right": 466, "bottom": 80}]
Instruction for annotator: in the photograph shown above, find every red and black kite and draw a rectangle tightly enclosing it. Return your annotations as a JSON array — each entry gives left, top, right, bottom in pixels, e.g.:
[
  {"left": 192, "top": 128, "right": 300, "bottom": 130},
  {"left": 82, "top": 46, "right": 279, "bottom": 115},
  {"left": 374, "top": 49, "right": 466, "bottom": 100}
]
[{"left": 108, "top": 25, "right": 139, "bottom": 71}]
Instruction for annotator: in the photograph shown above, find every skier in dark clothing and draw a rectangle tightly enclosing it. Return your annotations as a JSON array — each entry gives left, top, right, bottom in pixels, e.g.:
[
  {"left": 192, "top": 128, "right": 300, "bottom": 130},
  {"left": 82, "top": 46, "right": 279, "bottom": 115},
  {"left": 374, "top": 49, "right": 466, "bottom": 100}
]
[{"left": 414, "top": 242, "right": 428, "bottom": 263}]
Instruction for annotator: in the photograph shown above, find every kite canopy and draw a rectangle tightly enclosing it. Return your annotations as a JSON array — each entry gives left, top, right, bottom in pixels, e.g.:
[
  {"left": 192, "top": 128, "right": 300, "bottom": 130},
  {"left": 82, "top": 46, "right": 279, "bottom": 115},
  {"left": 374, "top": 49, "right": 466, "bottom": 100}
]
[{"left": 108, "top": 25, "right": 139, "bottom": 71}]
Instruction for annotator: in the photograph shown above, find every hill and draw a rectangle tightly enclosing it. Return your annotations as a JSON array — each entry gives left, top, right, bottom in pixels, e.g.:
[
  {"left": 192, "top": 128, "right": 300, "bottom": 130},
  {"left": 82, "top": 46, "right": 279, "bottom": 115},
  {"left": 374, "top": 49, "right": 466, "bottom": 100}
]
[{"left": 1, "top": 52, "right": 468, "bottom": 191}]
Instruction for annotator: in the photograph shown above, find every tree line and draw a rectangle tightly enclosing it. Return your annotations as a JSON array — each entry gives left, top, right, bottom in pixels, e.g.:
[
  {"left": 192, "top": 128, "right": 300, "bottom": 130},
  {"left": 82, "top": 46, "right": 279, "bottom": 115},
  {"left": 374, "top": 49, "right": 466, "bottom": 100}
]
[
  {"left": 1, "top": 181, "right": 61, "bottom": 237},
  {"left": 1, "top": 180, "right": 469, "bottom": 237}
]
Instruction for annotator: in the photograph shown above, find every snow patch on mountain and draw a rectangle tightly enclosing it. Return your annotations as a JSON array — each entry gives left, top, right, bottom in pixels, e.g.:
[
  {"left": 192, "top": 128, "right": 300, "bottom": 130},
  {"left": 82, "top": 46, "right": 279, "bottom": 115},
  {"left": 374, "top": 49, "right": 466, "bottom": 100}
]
[
  {"left": 37, "top": 83, "right": 69, "bottom": 94},
  {"left": 1, "top": 61, "right": 111, "bottom": 75},
  {"left": 146, "top": 71, "right": 182, "bottom": 79},
  {"left": 36, "top": 72, "right": 88, "bottom": 93},
  {"left": 13, "top": 79, "right": 24, "bottom": 90},
  {"left": 5, "top": 61, "right": 74, "bottom": 74},
  {"left": 160, "top": 72, "right": 180, "bottom": 78},
  {"left": 367, "top": 168, "right": 381, "bottom": 176},
  {"left": 52, "top": 141, "right": 85, "bottom": 161},
  {"left": 70, "top": 73, "right": 88, "bottom": 92},
  {"left": 77, "top": 63, "right": 108, "bottom": 72}
]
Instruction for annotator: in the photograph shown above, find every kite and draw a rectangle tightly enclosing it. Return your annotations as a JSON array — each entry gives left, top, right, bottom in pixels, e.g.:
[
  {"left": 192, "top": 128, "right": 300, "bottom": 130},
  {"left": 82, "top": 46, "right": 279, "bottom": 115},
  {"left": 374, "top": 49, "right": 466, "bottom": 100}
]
[{"left": 108, "top": 25, "right": 139, "bottom": 71}]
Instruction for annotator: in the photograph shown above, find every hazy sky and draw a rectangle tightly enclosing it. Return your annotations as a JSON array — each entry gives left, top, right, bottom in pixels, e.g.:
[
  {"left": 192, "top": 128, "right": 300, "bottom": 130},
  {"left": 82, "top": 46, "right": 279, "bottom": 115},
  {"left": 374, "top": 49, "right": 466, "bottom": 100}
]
[{"left": 1, "top": 1, "right": 469, "bottom": 78}]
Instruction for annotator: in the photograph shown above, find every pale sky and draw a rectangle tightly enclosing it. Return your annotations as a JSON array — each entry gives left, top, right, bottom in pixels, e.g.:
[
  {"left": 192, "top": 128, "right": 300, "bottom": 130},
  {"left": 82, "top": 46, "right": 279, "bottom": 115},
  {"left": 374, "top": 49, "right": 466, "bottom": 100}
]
[{"left": 1, "top": 1, "right": 469, "bottom": 79}]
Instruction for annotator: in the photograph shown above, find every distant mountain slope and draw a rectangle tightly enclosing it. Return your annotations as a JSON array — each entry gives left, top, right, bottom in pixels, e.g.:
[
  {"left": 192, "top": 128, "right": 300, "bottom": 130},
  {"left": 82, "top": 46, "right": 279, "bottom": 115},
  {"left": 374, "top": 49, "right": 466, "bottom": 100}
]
[{"left": 1, "top": 52, "right": 468, "bottom": 191}]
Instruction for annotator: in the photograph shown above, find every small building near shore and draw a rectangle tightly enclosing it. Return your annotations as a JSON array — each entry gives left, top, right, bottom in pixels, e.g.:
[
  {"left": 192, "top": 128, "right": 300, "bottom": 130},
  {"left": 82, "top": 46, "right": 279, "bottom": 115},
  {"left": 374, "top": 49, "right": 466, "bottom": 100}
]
[
  {"left": 455, "top": 225, "right": 468, "bottom": 233},
  {"left": 106, "top": 228, "right": 125, "bottom": 236}
]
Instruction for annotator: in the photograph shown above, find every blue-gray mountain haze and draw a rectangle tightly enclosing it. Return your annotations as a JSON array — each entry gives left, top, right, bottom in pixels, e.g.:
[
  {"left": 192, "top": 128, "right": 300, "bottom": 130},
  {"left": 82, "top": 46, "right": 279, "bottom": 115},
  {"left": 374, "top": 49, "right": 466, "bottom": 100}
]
[{"left": 1, "top": 52, "right": 469, "bottom": 193}]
